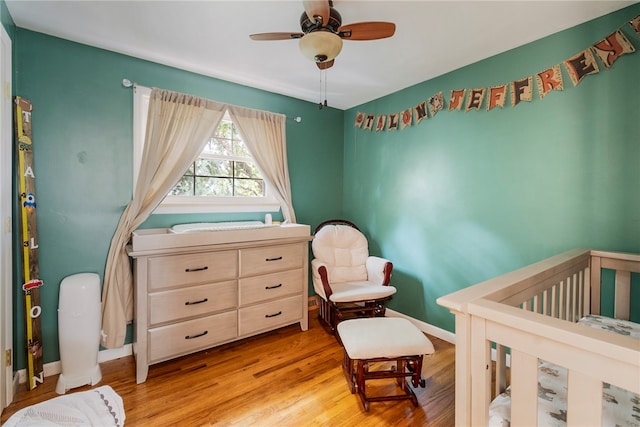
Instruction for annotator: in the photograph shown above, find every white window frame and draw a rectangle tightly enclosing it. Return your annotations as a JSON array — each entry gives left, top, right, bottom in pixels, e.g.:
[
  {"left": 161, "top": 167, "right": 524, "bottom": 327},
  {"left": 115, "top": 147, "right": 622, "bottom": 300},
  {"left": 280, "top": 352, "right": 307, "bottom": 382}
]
[{"left": 133, "top": 86, "right": 280, "bottom": 214}]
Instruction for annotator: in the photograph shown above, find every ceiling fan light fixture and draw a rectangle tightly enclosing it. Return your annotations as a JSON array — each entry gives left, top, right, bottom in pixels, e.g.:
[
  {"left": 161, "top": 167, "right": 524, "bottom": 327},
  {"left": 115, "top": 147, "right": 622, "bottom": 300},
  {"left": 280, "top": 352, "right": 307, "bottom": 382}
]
[{"left": 298, "top": 31, "right": 343, "bottom": 63}]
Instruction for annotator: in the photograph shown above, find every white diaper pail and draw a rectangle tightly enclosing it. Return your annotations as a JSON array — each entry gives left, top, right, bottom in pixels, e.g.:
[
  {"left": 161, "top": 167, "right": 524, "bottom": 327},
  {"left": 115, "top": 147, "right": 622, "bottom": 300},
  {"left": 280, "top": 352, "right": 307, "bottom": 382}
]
[{"left": 56, "top": 273, "right": 102, "bottom": 394}]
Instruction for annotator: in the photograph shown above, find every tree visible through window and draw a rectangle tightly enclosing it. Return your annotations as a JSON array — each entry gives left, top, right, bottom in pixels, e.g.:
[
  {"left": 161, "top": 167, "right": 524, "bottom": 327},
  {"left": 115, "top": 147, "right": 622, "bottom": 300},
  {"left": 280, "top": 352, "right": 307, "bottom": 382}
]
[{"left": 170, "top": 114, "right": 265, "bottom": 198}]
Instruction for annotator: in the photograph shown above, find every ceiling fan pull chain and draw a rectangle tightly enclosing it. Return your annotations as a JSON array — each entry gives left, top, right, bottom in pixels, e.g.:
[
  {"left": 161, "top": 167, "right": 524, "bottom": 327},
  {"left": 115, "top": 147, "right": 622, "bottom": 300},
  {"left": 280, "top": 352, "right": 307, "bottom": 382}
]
[
  {"left": 318, "top": 70, "right": 323, "bottom": 109},
  {"left": 324, "top": 70, "right": 328, "bottom": 108}
]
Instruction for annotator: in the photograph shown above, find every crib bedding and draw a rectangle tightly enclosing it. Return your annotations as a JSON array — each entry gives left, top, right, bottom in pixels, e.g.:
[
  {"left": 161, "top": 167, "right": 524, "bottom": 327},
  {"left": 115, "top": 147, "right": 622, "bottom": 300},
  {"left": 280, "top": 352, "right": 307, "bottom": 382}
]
[
  {"left": 3, "top": 385, "right": 125, "bottom": 427},
  {"left": 488, "top": 315, "right": 640, "bottom": 427}
]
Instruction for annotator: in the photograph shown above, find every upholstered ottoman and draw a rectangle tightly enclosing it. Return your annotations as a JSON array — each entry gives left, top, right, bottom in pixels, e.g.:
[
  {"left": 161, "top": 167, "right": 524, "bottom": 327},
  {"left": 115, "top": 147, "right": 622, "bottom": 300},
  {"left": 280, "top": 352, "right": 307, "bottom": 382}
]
[{"left": 337, "top": 317, "right": 435, "bottom": 411}]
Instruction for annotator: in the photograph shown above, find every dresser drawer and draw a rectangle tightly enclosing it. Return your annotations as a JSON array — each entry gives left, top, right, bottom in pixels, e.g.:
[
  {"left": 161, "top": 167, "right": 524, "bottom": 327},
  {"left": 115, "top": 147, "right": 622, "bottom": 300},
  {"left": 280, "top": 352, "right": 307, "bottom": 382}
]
[
  {"left": 239, "top": 269, "right": 303, "bottom": 306},
  {"left": 239, "top": 243, "right": 304, "bottom": 277},
  {"left": 148, "top": 250, "right": 237, "bottom": 290},
  {"left": 238, "top": 295, "right": 302, "bottom": 336},
  {"left": 148, "top": 311, "right": 237, "bottom": 363},
  {"left": 149, "top": 280, "right": 237, "bottom": 326}
]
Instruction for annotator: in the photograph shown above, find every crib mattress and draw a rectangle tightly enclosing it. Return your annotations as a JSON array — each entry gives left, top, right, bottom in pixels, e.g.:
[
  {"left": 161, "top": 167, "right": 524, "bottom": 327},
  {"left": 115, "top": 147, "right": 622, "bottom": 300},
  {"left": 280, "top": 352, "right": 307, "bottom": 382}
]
[
  {"left": 3, "top": 385, "right": 125, "bottom": 427},
  {"left": 488, "top": 315, "right": 640, "bottom": 427}
]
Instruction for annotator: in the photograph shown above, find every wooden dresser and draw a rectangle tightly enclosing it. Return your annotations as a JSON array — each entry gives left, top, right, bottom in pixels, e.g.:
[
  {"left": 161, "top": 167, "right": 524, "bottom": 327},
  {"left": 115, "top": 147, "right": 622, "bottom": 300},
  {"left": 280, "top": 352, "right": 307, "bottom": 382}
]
[{"left": 127, "top": 224, "right": 311, "bottom": 383}]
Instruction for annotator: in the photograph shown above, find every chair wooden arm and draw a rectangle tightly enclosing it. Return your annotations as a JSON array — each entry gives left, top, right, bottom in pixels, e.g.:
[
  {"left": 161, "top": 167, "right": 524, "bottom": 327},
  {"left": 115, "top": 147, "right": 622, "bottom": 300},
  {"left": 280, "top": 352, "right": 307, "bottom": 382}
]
[
  {"left": 383, "top": 261, "right": 393, "bottom": 286},
  {"left": 318, "top": 265, "right": 333, "bottom": 299}
]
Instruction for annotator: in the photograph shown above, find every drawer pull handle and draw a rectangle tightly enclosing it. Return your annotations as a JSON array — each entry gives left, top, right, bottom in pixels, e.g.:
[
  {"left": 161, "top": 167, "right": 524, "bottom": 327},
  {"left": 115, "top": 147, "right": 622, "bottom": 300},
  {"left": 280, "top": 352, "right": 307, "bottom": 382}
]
[
  {"left": 185, "top": 266, "right": 208, "bottom": 272},
  {"left": 185, "top": 298, "right": 208, "bottom": 306},
  {"left": 265, "top": 311, "right": 282, "bottom": 318},
  {"left": 265, "top": 256, "right": 283, "bottom": 262},
  {"left": 185, "top": 330, "right": 208, "bottom": 340},
  {"left": 265, "top": 284, "right": 283, "bottom": 290}
]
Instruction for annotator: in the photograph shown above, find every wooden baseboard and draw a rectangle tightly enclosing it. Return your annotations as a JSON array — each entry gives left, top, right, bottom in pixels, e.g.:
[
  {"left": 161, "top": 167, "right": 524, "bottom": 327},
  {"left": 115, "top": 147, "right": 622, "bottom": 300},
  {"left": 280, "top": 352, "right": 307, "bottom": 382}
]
[{"left": 385, "top": 309, "right": 456, "bottom": 344}]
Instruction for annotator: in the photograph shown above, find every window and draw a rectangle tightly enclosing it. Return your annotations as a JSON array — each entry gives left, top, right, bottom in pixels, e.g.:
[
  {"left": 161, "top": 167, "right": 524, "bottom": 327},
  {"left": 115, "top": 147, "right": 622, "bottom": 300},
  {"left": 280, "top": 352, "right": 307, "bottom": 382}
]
[
  {"left": 133, "top": 86, "right": 279, "bottom": 214},
  {"left": 170, "top": 116, "right": 265, "bottom": 197}
]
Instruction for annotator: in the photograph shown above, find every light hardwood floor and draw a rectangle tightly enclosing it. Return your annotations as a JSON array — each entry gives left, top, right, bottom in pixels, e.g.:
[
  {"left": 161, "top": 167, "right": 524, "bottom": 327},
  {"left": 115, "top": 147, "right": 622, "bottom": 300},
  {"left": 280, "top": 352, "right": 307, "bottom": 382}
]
[{"left": 1, "top": 314, "right": 455, "bottom": 426}]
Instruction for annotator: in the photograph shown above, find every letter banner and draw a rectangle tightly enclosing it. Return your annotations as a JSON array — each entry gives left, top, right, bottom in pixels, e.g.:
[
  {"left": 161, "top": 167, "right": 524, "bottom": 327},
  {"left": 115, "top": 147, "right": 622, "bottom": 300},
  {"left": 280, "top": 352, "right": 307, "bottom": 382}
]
[
  {"left": 388, "top": 113, "right": 399, "bottom": 131},
  {"left": 428, "top": 92, "right": 444, "bottom": 117},
  {"left": 563, "top": 48, "right": 600, "bottom": 86},
  {"left": 352, "top": 12, "right": 637, "bottom": 132},
  {"left": 466, "top": 88, "right": 486, "bottom": 111},
  {"left": 511, "top": 76, "right": 533, "bottom": 106},
  {"left": 536, "top": 64, "right": 564, "bottom": 99},
  {"left": 363, "top": 114, "right": 375, "bottom": 131},
  {"left": 448, "top": 89, "right": 466, "bottom": 111},
  {"left": 401, "top": 109, "right": 412, "bottom": 129},
  {"left": 414, "top": 101, "right": 428, "bottom": 124},
  {"left": 629, "top": 15, "right": 640, "bottom": 36},
  {"left": 592, "top": 29, "right": 635, "bottom": 68},
  {"left": 487, "top": 84, "right": 508, "bottom": 111}
]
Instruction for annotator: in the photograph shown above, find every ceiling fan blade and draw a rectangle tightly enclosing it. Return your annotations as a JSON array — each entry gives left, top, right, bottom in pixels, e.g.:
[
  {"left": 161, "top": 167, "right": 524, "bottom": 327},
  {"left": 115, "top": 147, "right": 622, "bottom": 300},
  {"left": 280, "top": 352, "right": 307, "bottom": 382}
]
[
  {"left": 316, "top": 59, "right": 334, "bottom": 70},
  {"left": 338, "top": 22, "right": 396, "bottom": 40},
  {"left": 250, "top": 32, "right": 304, "bottom": 41},
  {"left": 303, "top": 0, "right": 330, "bottom": 26}
]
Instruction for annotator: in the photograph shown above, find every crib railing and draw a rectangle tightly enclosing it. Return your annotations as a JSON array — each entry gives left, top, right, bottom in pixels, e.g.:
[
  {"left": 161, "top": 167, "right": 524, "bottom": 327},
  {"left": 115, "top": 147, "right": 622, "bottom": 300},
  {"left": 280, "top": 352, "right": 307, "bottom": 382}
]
[{"left": 437, "top": 248, "right": 640, "bottom": 426}]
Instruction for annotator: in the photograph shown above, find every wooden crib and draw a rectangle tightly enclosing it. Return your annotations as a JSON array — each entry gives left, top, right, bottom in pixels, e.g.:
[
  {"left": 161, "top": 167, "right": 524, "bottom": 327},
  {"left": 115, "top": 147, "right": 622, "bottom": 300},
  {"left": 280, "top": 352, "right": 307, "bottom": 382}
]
[{"left": 437, "top": 248, "right": 640, "bottom": 426}]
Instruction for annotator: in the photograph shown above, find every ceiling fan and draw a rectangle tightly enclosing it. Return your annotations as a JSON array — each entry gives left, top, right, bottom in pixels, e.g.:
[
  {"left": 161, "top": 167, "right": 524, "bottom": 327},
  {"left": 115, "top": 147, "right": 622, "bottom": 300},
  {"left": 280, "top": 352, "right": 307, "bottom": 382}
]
[{"left": 249, "top": 0, "right": 396, "bottom": 70}]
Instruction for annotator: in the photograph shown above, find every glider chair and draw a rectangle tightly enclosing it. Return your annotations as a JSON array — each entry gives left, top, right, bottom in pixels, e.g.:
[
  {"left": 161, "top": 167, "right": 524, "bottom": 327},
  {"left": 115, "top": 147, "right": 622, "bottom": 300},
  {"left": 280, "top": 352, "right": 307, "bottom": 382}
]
[{"left": 311, "top": 219, "right": 396, "bottom": 331}]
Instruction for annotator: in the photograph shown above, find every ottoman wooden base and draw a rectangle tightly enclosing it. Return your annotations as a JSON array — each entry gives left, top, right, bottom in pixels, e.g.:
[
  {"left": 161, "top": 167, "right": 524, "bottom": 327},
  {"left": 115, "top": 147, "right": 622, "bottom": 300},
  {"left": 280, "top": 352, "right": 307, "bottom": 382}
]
[
  {"left": 337, "top": 317, "right": 435, "bottom": 412},
  {"left": 342, "top": 352, "right": 426, "bottom": 411}
]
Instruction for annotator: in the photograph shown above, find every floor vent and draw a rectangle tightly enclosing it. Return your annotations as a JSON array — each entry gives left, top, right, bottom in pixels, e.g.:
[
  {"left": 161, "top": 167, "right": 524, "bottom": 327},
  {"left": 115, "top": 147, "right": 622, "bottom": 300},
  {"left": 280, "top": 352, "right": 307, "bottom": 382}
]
[{"left": 308, "top": 296, "right": 319, "bottom": 311}]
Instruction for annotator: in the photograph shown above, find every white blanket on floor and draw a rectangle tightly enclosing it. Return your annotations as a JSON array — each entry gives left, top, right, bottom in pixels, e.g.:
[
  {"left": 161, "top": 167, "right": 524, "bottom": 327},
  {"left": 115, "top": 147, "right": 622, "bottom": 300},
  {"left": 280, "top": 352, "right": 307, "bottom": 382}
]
[{"left": 3, "top": 385, "right": 125, "bottom": 427}]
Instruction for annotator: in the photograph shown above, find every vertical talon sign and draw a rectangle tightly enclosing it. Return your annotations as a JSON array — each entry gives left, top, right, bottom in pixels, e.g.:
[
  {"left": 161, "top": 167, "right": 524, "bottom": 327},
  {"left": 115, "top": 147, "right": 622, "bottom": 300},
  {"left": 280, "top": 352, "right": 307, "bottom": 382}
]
[{"left": 15, "top": 96, "right": 44, "bottom": 390}]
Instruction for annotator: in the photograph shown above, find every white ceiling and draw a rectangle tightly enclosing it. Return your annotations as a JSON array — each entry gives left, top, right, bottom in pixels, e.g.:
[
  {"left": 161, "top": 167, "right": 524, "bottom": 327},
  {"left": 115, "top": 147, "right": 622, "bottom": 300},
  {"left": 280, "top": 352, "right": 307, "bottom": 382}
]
[{"left": 6, "top": 0, "right": 636, "bottom": 110}]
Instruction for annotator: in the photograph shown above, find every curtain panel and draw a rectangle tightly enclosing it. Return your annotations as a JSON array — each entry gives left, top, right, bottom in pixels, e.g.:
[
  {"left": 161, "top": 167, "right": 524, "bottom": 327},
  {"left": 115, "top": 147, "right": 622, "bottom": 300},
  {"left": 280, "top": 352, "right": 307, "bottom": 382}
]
[
  {"left": 228, "top": 106, "right": 296, "bottom": 223},
  {"left": 101, "top": 88, "right": 297, "bottom": 349}
]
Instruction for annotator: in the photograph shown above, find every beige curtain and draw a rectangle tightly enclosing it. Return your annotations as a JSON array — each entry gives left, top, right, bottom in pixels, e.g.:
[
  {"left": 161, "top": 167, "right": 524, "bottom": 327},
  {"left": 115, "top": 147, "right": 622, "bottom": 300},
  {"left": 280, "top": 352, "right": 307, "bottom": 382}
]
[
  {"left": 228, "top": 106, "right": 297, "bottom": 223},
  {"left": 101, "top": 88, "right": 226, "bottom": 348}
]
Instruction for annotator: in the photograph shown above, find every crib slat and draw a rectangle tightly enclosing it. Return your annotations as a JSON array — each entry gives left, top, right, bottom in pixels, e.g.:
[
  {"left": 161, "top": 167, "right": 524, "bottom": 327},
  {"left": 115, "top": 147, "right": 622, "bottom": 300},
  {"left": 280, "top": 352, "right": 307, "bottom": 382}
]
[
  {"left": 576, "top": 270, "right": 583, "bottom": 319},
  {"left": 566, "top": 370, "right": 602, "bottom": 426},
  {"left": 542, "top": 289, "right": 549, "bottom": 316},
  {"left": 614, "top": 270, "right": 631, "bottom": 321},
  {"left": 565, "top": 277, "right": 573, "bottom": 322},
  {"left": 590, "top": 256, "right": 601, "bottom": 315},
  {"left": 571, "top": 274, "right": 580, "bottom": 322},
  {"left": 558, "top": 280, "right": 567, "bottom": 320},
  {"left": 495, "top": 344, "right": 507, "bottom": 397},
  {"left": 510, "top": 350, "right": 538, "bottom": 426},
  {"left": 582, "top": 266, "right": 591, "bottom": 317}
]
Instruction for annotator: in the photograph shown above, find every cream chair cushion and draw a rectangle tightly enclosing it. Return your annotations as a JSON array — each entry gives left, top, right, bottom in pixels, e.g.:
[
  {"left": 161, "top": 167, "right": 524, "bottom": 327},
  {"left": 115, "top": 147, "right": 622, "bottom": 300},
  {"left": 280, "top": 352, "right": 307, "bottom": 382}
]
[{"left": 312, "top": 224, "right": 368, "bottom": 283}]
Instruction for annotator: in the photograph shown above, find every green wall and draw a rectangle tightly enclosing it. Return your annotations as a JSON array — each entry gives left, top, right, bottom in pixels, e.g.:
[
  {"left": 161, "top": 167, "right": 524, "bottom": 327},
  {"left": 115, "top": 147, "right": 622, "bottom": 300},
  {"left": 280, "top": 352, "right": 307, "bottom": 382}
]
[
  {"left": 343, "top": 4, "right": 640, "bottom": 332},
  {"left": 8, "top": 3, "right": 640, "bottom": 371},
  {"left": 12, "top": 29, "right": 343, "bottom": 368}
]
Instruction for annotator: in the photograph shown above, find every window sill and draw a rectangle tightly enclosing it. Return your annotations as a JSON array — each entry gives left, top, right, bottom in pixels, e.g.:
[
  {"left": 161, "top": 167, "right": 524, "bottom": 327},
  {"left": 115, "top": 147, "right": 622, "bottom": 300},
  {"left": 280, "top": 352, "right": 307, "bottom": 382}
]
[{"left": 153, "top": 197, "right": 280, "bottom": 214}]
